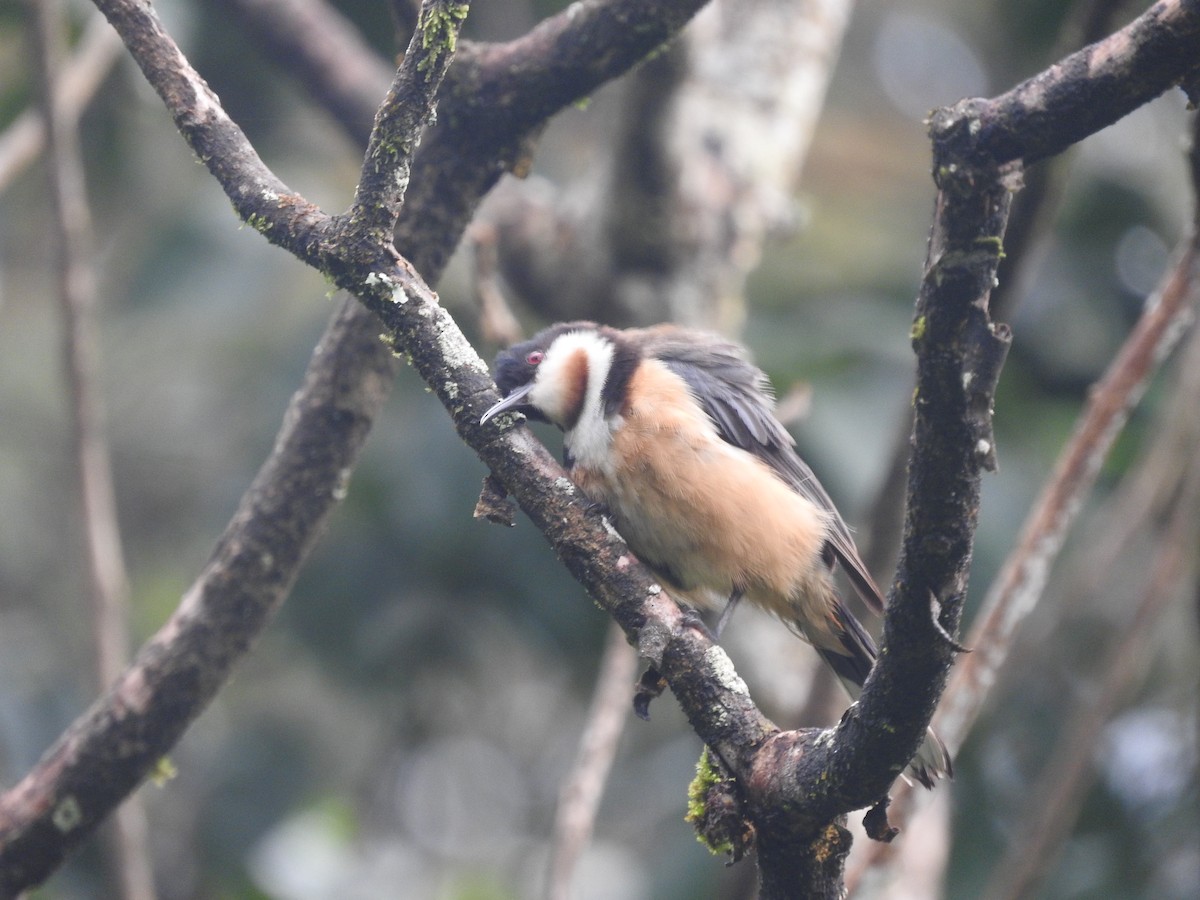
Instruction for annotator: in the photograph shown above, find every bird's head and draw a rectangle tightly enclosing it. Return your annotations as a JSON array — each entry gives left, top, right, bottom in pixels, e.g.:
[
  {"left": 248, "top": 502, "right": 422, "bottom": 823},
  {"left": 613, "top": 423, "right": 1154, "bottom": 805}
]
[{"left": 480, "top": 322, "right": 637, "bottom": 431}]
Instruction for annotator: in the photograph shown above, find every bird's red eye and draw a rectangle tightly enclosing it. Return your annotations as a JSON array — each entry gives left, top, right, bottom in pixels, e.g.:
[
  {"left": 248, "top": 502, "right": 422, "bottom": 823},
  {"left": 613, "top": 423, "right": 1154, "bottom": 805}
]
[{"left": 526, "top": 350, "right": 544, "bottom": 366}]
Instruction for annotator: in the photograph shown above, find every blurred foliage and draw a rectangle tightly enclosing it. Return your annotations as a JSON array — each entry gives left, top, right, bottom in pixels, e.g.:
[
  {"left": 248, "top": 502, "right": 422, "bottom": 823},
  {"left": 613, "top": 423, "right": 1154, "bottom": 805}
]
[{"left": 1, "top": 0, "right": 1197, "bottom": 898}]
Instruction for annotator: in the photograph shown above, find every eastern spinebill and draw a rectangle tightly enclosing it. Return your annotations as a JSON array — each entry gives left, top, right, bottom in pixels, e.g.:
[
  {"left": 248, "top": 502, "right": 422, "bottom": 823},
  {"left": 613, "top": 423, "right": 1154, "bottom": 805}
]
[{"left": 481, "top": 321, "right": 951, "bottom": 788}]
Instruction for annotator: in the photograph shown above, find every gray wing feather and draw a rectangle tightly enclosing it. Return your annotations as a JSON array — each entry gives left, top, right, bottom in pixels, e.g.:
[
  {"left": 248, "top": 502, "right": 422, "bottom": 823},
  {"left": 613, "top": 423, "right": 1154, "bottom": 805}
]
[{"left": 638, "top": 326, "right": 886, "bottom": 615}]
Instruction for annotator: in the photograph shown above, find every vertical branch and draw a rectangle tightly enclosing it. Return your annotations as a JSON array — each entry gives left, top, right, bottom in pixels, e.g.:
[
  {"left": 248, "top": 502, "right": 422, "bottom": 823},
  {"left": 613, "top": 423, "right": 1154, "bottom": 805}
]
[
  {"left": 848, "top": 185, "right": 1200, "bottom": 897},
  {"left": 545, "top": 624, "right": 638, "bottom": 900},
  {"left": 937, "top": 89, "right": 1200, "bottom": 761},
  {"left": 849, "top": 6, "right": 1200, "bottom": 889},
  {"left": 856, "top": 126, "right": 1014, "bottom": 795},
  {"left": 28, "top": 0, "right": 154, "bottom": 897}
]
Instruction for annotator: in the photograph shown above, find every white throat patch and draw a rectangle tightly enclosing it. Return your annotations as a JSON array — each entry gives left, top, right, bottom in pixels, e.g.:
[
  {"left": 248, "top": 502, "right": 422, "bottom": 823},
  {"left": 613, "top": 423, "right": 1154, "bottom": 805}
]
[{"left": 531, "top": 330, "right": 618, "bottom": 469}]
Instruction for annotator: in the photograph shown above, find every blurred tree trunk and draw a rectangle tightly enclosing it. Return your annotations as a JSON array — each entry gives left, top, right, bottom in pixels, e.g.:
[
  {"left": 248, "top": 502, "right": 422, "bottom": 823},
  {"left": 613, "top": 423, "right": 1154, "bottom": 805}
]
[{"left": 1, "top": 1, "right": 1199, "bottom": 897}]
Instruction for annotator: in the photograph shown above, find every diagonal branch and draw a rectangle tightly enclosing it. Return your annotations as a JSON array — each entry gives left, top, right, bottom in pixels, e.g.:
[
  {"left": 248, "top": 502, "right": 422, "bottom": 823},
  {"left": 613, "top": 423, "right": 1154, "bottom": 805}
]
[
  {"left": 937, "top": 231, "right": 1200, "bottom": 755},
  {"left": 939, "top": 0, "right": 1200, "bottom": 167},
  {"left": 5, "top": 0, "right": 1200, "bottom": 895},
  {"left": 981, "top": 451, "right": 1200, "bottom": 900},
  {"left": 0, "top": 0, "right": 714, "bottom": 892}
]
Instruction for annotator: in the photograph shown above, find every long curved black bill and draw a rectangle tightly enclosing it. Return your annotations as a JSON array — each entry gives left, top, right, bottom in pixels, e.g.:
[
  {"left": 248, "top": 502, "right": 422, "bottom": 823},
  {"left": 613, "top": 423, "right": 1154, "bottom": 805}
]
[{"left": 480, "top": 381, "right": 535, "bottom": 425}]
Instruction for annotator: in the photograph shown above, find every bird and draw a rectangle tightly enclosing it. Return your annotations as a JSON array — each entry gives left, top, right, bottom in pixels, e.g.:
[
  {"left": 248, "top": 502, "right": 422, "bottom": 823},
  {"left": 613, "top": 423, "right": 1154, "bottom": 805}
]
[{"left": 480, "top": 321, "right": 951, "bottom": 788}]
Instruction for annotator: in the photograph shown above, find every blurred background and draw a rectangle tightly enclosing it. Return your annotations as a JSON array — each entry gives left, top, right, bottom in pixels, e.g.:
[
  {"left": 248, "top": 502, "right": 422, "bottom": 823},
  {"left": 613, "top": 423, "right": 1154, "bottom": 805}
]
[{"left": 0, "top": 0, "right": 1197, "bottom": 897}]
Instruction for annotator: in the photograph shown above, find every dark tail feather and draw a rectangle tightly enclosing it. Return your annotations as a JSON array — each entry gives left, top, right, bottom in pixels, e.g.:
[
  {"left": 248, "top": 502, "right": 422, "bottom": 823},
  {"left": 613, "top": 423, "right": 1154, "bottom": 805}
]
[
  {"left": 908, "top": 728, "right": 953, "bottom": 789},
  {"left": 816, "top": 599, "right": 878, "bottom": 698},
  {"left": 818, "top": 601, "right": 953, "bottom": 789}
]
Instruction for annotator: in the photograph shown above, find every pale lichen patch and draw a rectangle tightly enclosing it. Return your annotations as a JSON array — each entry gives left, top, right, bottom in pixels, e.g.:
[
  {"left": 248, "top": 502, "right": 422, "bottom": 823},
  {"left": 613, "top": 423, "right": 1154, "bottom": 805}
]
[
  {"left": 363, "top": 271, "right": 409, "bottom": 304},
  {"left": 811, "top": 724, "right": 839, "bottom": 750},
  {"left": 52, "top": 795, "right": 83, "bottom": 833},
  {"left": 121, "top": 667, "right": 153, "bottom": 714},
  {"left": 332, "top": 467, "right": 352, "bottom": 501},
  {"left": 601, "top": 517, "right": 625, "bottom": 543},
  {"left": 190, "top": 83, "right": 225, "bottom": 124},
  {"left": 433, "top": 315, "right": 490, "bottom": 378},
  {"left": 704, "top": 645, "right": 749, "bottom": 696}
]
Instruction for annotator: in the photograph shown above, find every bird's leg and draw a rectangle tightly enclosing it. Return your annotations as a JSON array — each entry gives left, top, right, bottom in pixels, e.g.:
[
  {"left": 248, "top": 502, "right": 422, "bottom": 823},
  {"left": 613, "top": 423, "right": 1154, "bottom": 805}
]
[
  {"left": 712, "top": 587, "right": 744, "bottom": 639},
  {"left": 678, "top": 607, "right": 716, "bottom": 641},
  {"left": 677, "top": 587, "right": 743, "bottom": 642},
  {"left": 582, "top": 497, "right": 612, "bottom": 519}
]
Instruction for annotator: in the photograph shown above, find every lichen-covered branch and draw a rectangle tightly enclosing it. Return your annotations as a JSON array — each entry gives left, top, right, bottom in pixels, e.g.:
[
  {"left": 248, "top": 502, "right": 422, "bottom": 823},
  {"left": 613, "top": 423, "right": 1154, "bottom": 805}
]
[
  {"left": 6, "top": 0, "right": 1200, "bottom": 895},
  {"left": 937, "top": 0, "right": 1200, "bottom": 168},
  {"left": 92, "top": 0, "right": 326, "bottom": 254},
  {"left": 738, "top": 128, "right": 1015, "bottom": 881},
  {"left": 0, "top": 0, "right": 714, "bottom": 891},
  {"left": 337, "top": 0, "right": 467, "bottom": 246}
]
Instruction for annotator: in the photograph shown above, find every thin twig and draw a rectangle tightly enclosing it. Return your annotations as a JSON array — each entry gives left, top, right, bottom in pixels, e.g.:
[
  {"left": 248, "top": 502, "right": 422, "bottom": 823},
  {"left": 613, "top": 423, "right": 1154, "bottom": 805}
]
[
  {"left": 845, "top": 226, "right": 1200, "bottom": 894},
  {"left": 1061, "top": 319, "right": 1200, "bottom": 606},
  {"left": 336, "top": 0, "right": 466, "bottom": 245},
  {"left": 0, "top": 1, "right": 716, "bottom": 891},
  {"left": 470, "top": 222, "right": 524, "bottom": 346},
  {"left": 28, "top": 0, "right": 154, "bottom": 897},
  {"left": 545, "top": 623, "right": 638, "bottom": 900},
  {"left": 980, "top": 451, "right": 1200, "bottom": 900},
  {"left": 0, "top": 12, "right": 122, "bottom": 192},
  {"left": 936, "top": 232, "right": 1200, "bottom": 754}
]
